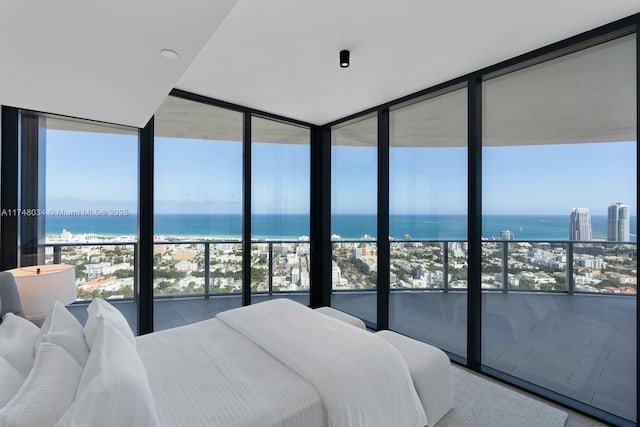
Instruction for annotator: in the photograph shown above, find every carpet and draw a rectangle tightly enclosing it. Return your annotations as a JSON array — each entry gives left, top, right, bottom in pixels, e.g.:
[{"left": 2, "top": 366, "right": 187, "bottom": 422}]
[{"left": 436, "top": 365, "right": 568, "bottom": 427}]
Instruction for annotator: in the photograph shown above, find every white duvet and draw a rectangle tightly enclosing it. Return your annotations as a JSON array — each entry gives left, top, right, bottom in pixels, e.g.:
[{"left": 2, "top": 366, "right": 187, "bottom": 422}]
[
  {"left": 137, "top": 317, "right": 325, "bottom": 427},
  {"left": 217, "top": 299, "right": 428, "bottom": 427}
]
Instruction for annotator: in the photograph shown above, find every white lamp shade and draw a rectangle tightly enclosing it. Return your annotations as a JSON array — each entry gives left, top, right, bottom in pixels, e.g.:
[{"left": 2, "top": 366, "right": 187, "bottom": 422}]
[{"left": 7, "top": 264, "right": 76, "bottom": 321}]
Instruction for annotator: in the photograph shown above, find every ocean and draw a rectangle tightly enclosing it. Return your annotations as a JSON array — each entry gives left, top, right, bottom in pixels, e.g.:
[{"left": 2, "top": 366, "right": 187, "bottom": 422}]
[{"left": 45, "top": 213, "right": 637, "bottom": 242}]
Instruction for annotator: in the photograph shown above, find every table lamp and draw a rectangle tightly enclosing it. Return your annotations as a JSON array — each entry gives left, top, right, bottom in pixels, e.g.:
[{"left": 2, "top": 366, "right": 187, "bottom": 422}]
[{"left": 6, "top": 264, "right": 76, "bottom": 322}]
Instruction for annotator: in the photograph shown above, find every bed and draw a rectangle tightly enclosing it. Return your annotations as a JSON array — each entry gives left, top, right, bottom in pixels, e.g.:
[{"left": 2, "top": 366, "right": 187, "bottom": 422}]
[{"left": 0, "top": 298, "right": 437, "bottom": 427}]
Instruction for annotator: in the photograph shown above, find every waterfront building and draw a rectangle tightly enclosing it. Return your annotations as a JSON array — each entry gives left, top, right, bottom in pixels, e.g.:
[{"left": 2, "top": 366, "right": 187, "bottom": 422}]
[
  {"left": 607, "top": 202, "right": 630, "bottom": 242},
  {"left": 500, "top": 230, "right": 515, "bottom": 240},
  {"left": 570, "top": 208, "right": 592, "bottom": 241}
]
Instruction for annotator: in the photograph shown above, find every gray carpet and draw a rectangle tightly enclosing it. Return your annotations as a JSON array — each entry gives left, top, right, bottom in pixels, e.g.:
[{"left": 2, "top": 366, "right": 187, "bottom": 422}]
[{"left": 436, "top": 366, "right": 568, "bottom": 427}]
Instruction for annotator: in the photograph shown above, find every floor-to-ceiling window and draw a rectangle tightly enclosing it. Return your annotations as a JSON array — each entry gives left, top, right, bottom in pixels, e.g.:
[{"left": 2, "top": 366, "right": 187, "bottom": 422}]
[
  {"left": 482, "top": 34, "right": 637, "bottom": 422},
  {"left": 331, "top": 115, "right": 378, "bottom": 326},
  {"left": 153, "top": 96, "right": 244, "bottom": 330},
  {"left": 250, "top": 116, "right": 310, "bottom": 305},
  {"left": 30, "top": 115, "right": 139, "bottom": 331},
  {"left": 0, "top": 15, "right": 635, "bottom": 425},
  {"left": 388, "top": 87, "right": 468, "bottom": 359}
]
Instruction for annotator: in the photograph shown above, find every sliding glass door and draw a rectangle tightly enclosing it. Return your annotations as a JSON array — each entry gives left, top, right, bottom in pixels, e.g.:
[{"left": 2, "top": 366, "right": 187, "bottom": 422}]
[
  {"left": 482, "top": 34, "right": 637, "bottom": 422},
  {"left": 331, "top": 115, "right": 378, "bottom": 326},
  {"left": 250, "top": 116, "right": 311, "bottom": 305},
  {"left": 153, "top": 96, "right": 244, "bottom": 330},
  {"left": 388, "top": 87, "right": 468, "bottom": 360}
]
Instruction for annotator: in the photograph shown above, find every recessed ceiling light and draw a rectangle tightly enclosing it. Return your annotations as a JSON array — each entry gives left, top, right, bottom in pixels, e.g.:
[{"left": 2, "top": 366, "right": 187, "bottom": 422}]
[
  {"left": 340, "top": 50, "right": 350, "bottom": 68},
  {"left": 161, "top": 49, "right": 179, "bottom": 60}
]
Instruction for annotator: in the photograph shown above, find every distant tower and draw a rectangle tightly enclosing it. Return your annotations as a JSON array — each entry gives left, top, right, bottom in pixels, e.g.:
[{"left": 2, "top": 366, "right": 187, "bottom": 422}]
[
  {"left": 500, "top": 230, "right": 515, "bottom": 241},
  {"left": 570, "top": 208, "right": 592, "bottom": 241},
  {"left": 607, "top": 202, "right": 630, "bottom": 242}
]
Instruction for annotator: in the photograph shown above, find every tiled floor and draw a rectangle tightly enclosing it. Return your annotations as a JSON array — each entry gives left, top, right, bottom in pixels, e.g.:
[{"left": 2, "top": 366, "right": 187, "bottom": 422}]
[
  {"left": 334, "top": 291, "right": 637, "bottom": 423},
  {"left": 67, "top": 291, "right": 636, "bottom": 424}
]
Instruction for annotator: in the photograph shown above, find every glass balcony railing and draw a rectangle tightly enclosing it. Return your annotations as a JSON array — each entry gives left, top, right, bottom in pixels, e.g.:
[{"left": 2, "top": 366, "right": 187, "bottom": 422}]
[
  {"left": 45, "top": 242, "right": 137, "bottom": 301},
  {"left": 46, "top": 239, "right": 636, "bottom": 301},
  {"left": 251, "top": 241, "right": 311, "bottom": 294},
  {"left": 329, "top": 239, "right": 636, "bottom": 294},
  {"left": 331, "top": 240, "right": 470, "bottom": 291},
  {"left": 390, "top": 240, "right": 469, "bottom": 291},
  {"left": 45, "top": 240, "right": 312, "bottom": 301},
  {"left": 153, "top": 241, "right": 244, "bottom": 298},
  {"left": 481, "top": 240, "right": 636, "bottom": 294},
  {"left": 331, "top": 240, "right": 378, "bottom": 291}
]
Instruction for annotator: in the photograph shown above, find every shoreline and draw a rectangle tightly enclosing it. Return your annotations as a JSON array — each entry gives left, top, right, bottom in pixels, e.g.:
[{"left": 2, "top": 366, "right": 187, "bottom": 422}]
[
  {"left": 45, "top": 233, "right": 637, "bottom": 244},
  {"left": 42, "top": 213, "right": 638, "bottom": 243}
]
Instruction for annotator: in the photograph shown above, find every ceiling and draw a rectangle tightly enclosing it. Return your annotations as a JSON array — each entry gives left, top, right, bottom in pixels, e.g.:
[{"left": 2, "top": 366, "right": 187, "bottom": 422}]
[
  {"left": 0, "top": 0, "right": 639, "bottom": 128},
  {"left": 339, "top": 34, "right": 636, "bottom": 148},
  {"left": 154, "top": 95, "right": 310, "bottom": 144},
  {"left": 0, "top": 0, "right": 237, "bottom": 127}
]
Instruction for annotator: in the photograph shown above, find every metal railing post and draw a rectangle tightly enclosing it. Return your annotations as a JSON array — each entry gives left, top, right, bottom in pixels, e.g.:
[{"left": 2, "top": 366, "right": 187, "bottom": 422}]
[
  {"left": 501, "top": 241, "right": 509, "bottom": 293},
  {"left": 268, "top": 242, "right": 273, "bottom": 296},
  {"left": 53, "top": 245, "right": 62, "bottom": 264},
  {"left": 204, "top": 243, "right": 211, "bottom": 299},
  {"left": 567, "top": 242, "right": 574, "bottom": 295},
  {"left": 443, "top": 241, "right": 449, "bottom": 293}
]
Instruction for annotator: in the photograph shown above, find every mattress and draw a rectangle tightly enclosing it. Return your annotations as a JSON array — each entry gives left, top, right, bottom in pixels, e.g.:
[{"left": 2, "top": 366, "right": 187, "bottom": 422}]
[{"left": 136, "top": 318, "right": 326, "bottom": 427}]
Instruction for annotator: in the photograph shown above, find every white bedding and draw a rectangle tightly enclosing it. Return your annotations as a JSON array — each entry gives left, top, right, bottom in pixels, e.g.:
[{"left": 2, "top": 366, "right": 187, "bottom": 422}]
[
  {"left": 217, "top": 299, "right": 428, "bottom": 427},
  {"left": 136, "top": 318, "right": 325, "bottom": 427}
]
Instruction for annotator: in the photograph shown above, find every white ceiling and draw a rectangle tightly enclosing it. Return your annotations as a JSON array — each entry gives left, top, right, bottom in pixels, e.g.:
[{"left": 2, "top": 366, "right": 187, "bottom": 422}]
[
  {"left": 0, "top": 0, "right": 237, "bottom": 128},
  {"left": 177, "top": 0, "right": 640, "bottom": 125},
  {"left": 0, "top": 0, "right": 638, "bottom": 128}
]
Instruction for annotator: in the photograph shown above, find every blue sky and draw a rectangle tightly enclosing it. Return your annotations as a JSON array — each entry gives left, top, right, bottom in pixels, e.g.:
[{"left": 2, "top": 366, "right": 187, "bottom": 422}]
[
  {"left": 483, "top": 141, "right": 636, "bottom": 216},
  {"left": 155, "top": 137, "right": 243, "bottom": 214},
  {"left": 46, "top": 129, "right": 636, "bottom": 217},
  {"left": 46, "top": 130, "right": 138, "bottom": 212}
]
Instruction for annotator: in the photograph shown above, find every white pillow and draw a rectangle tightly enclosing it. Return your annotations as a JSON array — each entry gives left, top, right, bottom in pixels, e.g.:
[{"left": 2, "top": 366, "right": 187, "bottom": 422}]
[
  {"left": 0, "top": 357, "right": 24, "bottom": 408},
  {"left": 0, "top": 342, "right": 82, "bottom": 427},
  {"left": 56, "top": 316, "right": 158, "bottom": 427},
  {"left": 36, "top": 301, "right": 89, "bottom": 366},
  {"left": 84, "top": 298, "right": 135, "bottom": 349},
  {"left": 0, "top": 312, "right": 40, "bottom": 378}
]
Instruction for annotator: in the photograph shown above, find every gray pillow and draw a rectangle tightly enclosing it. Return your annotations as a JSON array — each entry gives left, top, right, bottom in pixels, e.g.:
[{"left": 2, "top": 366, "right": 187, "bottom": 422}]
[{"left": 0, "top": 272, "right": 26, "bottom": 321}]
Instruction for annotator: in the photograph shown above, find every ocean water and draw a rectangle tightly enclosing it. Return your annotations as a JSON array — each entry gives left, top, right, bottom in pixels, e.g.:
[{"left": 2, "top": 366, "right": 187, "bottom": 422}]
[{"left": 45, "top": 213, "right": 637, "bottom": 242}]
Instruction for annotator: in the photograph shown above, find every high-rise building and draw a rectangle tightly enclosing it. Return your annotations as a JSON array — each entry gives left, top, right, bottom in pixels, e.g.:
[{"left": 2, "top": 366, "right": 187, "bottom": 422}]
[
  {"left": 500, "top": 230, "right": 515, "bottom": 241},
  {"left": 607, "top": 202, "right": 630, "bottom": 242},
  {"left": 570, "top": 208, "right": 592, "bottom": 241}
]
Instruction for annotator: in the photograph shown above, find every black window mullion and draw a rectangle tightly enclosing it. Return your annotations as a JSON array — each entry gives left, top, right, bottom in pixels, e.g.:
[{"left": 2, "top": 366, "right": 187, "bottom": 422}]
[
  {"left": 242, "top": 113, "right": 251, "bottom": 306},
  {"left": 138, "top": 116, "right": 154, "bottom": 335},
  {"left": 377, "top": 109, "right": 390, "bottom": 330},
  {"left": 310, "top": 126, "right": 331, "bottom": 308},
  {"left": 19, "top": 113, "right": 46, "bottom": 267},
  {"left": 467, "top": 77, "right": 483, "bottom": 370},
  {"left": 0, "top": 106, "right": 19, "bottom": 270}
]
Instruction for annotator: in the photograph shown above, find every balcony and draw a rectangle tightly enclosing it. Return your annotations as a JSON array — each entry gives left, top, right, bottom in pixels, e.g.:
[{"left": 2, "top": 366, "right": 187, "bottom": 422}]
[
  {"left": 46, "top": 239, "right": 311, "bottom": 301},
  {"left": 47, "top": 239, "right": 636, "bottom": 423}
]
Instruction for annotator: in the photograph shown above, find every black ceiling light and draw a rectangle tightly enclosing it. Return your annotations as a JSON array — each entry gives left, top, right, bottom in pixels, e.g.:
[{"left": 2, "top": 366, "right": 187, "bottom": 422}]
[{"left": 340, "top": 50, "right": 350, "bottom": 68}]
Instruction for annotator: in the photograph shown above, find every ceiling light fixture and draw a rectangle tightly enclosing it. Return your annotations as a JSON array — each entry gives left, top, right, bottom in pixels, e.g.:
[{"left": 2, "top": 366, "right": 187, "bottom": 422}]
[
  {"left": 340, "top": 50, "right": 350, "bottom": 68},
  {"left": 161, "top": 49, "right": 179, "bottom": 60}
]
